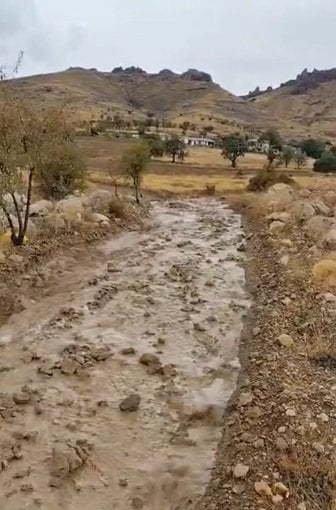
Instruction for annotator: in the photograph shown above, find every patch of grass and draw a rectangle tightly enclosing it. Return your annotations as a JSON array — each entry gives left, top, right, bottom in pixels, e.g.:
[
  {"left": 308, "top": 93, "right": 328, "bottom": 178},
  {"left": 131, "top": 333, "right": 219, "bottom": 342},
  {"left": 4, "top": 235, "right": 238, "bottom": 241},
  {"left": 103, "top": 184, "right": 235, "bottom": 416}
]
[
  {"left": 247, "top": 170, "right": 295, "bottom": 192},
  {"left": 142, "top": 173, "right": 247, "bottom": 193},
  {"left": 312, "top": 259, "right": 336, "bottom": 289}
]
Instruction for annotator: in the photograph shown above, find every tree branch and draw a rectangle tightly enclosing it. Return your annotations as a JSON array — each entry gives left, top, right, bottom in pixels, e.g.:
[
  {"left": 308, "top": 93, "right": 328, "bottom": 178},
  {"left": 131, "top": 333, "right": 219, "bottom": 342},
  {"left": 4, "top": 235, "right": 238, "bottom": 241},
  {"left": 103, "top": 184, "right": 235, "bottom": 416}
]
[{"left": 10, "top": 191, "right": 23, "bottom": 237}]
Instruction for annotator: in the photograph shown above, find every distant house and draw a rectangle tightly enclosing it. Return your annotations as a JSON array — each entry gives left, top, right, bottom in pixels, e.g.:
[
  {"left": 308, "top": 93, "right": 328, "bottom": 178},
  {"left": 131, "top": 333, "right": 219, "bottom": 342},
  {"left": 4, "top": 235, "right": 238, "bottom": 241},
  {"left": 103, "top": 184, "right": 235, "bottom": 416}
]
[
  {"left": 183, "top": 136, "right": 215, "bottom": 147},
  {"left": 247, "top": 138, "right": 270, "bottom": 154}
]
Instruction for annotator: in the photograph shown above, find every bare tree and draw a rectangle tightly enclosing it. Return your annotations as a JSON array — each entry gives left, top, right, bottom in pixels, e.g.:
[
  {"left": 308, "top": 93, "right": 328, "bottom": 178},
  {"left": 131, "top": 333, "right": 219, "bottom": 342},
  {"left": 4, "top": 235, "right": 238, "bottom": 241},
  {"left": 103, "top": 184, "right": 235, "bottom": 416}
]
[
  {"left": 0, "top": 55, "right": 74, "bottom": 245},
  {"left": 121, "top": 143, "right": 150, "bottom": 203}
]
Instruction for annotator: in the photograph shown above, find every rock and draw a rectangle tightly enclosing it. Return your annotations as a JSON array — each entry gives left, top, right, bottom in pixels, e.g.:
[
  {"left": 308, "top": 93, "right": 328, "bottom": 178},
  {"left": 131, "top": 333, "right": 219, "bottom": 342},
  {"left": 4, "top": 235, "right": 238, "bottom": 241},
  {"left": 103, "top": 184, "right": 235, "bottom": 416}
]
[
  {"left": 318, "top": 412, "right": 329, "bottom": 423},
  {"left": 272, "top": 495, "right": 284, "bottom": 504},
  {"left": 273, "top": 482, "right": 289, "bottom": 497},
  {"left": 121, "top": 347, "right": 136, "bottom": 356},
  {"left": 90, "top": 213, "right": 110, "bottom": 226},
  {"left": 86, "top": 190, "right": 113, "bottom": 213},
  {"left": 233, "top": 463, "right": 250, "bottom": 479},
  {"left": 269, "top": 221, "right": 285, "bottom": 234},
  {"left": 119, "top": 478, "right": 128, "bottom": 487},
  {"left": 193, "top": 323, "right": 206, "bottom": 332},
  {"left": 290, "top": 201, "right": 316, "bottom": 223},
  {"left": 131, "top": 496, "right": 144, "bottom": 509},
  {"left": 311, "top": 199, "right": 330, "bottom": 216},
  {"left": 241, "top": 432, "right": 254, "bottom": 443},
  {"left": 239, "top": 392, "right": 253, "bottom": 407},
  {"left": 266, "top": 184, "right": 296, "bottom": 212},
  {"left": 252, "top": 326, "right": 261, "bottom": 336},
  {"left": 286, "top": 409, "right": 296, "bottom": 417},
  {"left": 323, "top": 292, "right": 336, "bottom": 303},
  {"left": 13, "top": 392, "right": 31, "bottom": 405},
  {"left": 253, "top": 438, "right": 265, "bottom": 449},
  {"left": 313, "top": 443, "right": 325, "bottom": 454},
  {"left": 276, "top": 437, "right": 288, "bottom": 451},
  {"left": 305, "top": 216, "right": 335, "bottom": 241},
  {"left": 254, "top": 480, "right": 273, "bottom": 498},
  {"left": 181, "top": 69, "right": 213, "bottom": 83},
  {"left": 325, "top": 191, "right": 336, "bottom": 207},
  {"left": 297, "top": 503, "right": 307, "bottom": 510},
  {"left": 29, "top": 200, "right": 53, "bottom": 218},
  {"left": 61, "top": 357, "right": 80, "bottom": 375},
  {"left": 232, "top": 484, "right": 245, "bottom": 495},
  {"left": 280, "top": 255, "right": 289, "bottom": 267},
  {"left": 281, "top": 239, "right": 293, "bottom": 247},
  {"left": 266, "top": 212, "right": 290, "bottom": 223},
  {"left": 139, "top": 353, "right": 161, "bottom": 367},
  {"left": 119, "top": 394, "right": 141, "bottom": 413},
  {"left": 246, "top": 406, "right": 263, "bottom": 420},
  {"left": 278, "top": 334, "right": 294, "bottom": 348},
  {"left": 322, "top": 229, "right": 336, "bottom": 250},
  {"left": 50, "top": 442, "right": 90, "bottom": 487}
]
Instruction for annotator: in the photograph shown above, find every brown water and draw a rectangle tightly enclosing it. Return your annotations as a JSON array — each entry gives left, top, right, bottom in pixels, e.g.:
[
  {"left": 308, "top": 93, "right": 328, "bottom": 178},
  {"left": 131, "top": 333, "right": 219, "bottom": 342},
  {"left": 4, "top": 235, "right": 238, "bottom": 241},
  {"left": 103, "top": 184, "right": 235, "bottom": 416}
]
[{"left": 0, "top": 199, "right": 249, "bottom": 510}]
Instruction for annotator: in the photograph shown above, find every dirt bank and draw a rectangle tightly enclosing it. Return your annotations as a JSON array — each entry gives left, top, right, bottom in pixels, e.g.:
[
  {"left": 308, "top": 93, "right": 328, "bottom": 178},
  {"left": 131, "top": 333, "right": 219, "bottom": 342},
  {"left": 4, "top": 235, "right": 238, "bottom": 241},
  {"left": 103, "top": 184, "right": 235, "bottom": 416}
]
[
  {"left": 198, "top": 208, "right": 336, "bottom": 510},
  {"left": 0, "top": 199, "right": 249, "bottom": 510}
]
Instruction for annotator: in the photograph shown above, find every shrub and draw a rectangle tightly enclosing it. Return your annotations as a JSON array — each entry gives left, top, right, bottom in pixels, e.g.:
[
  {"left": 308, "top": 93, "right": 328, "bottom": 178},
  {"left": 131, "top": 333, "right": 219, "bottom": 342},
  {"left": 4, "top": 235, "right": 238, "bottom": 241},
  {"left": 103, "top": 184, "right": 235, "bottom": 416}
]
[
  {"left": 313, "top": 152, "right": 336, "bottom": 173},
  {"left": 37, "top": 143, "right": 87, "bottom": 200},
  {"left": 247, "top": 170, "right": 295, "bottom": 192},
  {"left": 300, "top": 138, "right": 325, "bottom": 159}
]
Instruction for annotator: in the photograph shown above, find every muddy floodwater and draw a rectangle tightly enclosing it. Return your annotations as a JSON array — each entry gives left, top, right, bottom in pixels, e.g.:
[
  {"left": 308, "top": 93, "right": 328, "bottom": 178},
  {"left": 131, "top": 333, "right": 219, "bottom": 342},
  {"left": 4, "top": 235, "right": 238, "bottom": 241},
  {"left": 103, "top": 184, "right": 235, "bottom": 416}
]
[{"left": 0, "top": 199, "right": 249, "bottom": 510}]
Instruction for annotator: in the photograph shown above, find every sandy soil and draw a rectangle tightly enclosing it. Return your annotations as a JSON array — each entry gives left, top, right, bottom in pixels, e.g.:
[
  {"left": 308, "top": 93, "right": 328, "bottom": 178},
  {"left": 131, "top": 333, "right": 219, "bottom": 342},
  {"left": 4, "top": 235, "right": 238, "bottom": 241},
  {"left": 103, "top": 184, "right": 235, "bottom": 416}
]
[{"left": 0, "top": 199, "right": 249, "bottom": 510}]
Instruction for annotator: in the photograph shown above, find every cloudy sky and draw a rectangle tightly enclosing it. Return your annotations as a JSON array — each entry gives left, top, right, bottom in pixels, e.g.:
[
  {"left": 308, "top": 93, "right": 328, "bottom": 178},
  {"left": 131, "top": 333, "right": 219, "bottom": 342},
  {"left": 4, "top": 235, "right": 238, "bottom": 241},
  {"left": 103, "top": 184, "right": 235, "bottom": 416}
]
[{"left": 2, "top": 0, "right": 336, "bottom": 94}]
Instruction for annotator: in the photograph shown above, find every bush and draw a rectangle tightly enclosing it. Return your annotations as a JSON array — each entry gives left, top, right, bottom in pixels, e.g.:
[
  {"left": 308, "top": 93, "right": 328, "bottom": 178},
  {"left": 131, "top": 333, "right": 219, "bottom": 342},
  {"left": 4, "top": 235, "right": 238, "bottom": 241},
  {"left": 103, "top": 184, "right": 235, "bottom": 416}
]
[
  {"left": 37, "top": 143, "right": 87, "bottom": 199},
  {"left": 300, "top": 138, "right": 325, "bottom": 159},
  {"left": 247, "top": 170, "right": 295, "bottom": 192},
  {"left": 313, "top": 152, "right": 336, "bottom": 173}
]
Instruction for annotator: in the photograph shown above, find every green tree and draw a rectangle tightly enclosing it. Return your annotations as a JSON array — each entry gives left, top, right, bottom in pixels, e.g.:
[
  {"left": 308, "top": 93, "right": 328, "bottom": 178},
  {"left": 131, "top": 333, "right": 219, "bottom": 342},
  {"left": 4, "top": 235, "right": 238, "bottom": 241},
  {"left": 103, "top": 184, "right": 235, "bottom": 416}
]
[
  {"left": 260, "top": 128, "right": 283, "bottom": 150},
  {"left": 300, "top": 138, "right": 325, "bottom": 159},
  {"left": 221, "top": 134, "right": 247, "bottom": 168},
  {"left": 313, "top": 151, "right": 336, "bottom": 173},
  {"left": 145, "top": 136, "right": 165, "bottom": 158},
  {"left": 121, "top": 143, "right": 150, "bottom": 203},
  {"left": 165, "top": 136, "right": 185, "bottom": 163},
  {"left": 294, "top": 148, "right": 307, "bottom": 169},
  {"left": 180, "top": 121, "right": 190, "bottom": 135},
  {"left": 281, "top": 145, "right": 295, "bottom": 168},
  {"left": 37, "top": 142, "right": 87, "bottom": 199}
]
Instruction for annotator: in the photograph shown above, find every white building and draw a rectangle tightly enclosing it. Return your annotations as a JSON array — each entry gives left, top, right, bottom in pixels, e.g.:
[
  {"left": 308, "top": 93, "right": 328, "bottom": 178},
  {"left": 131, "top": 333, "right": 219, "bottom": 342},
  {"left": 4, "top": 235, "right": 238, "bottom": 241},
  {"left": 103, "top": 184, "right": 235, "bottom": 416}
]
[{"left": 183, "top": 137, "right": 215, "bottom": 147}]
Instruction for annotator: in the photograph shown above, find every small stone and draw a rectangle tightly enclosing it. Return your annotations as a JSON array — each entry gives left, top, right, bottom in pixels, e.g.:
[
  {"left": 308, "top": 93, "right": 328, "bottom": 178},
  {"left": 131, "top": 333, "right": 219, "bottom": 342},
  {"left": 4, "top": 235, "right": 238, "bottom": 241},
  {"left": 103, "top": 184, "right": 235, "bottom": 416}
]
[
  {"left": 280, "top": 255, "right": 289, "bottom": 267},
  {"left": 276, "top": 437, "right": 288, "bottom": 451},
  {"left": 121, "top": 347, "right": 136, "bottom": 356},
  {"left": 20, "top": 483, "right": 34, "bottom": 493},
  {"left": 278, "top": 426, "right": 286, "bottom": 434},
  {"left": 241, "top": 432, "right": 254, "bottom": 443},
  {"left": 157, "top": 337, "right": 166, "bottom": 345},
  {"left": 282, "top": 297, "right": 291, "bottom": 306},
  {"left": 132, "top": 496, "right": 144, "bottom": 509},
  {"left": 119, "top": 478, "right": 128, "bottom": 487},
  {"left": 139, "top": 353, "right": 160, "bottom": 366},
  {"left": 272, "top": 495, "right": 284, "bottom": 504},
  {"left": 297, "top": 503, "right": 307, "bottom": 510},
  {"left": 193, "top": 323, "right": 206, "bottom": 332},
  {"left": 252, "top": 326, "right": 261, "bottom": 336},
  {"left": 232, "top": 484, "right": 244, "bottom": 495},
  {"left": 273, "top": 482, "right": 289, "bottom": 497},
  {"left": 309, "top": 422, "right": 318, "bottom": 431},
  {"left": 253, "top": 438, "right": 265, "bottom": 449},
  {"left": 233, "top": 463, "right": 250, "bottom": 479},
  {"left": 278, "top": 334, "right": 294, "bottom": 348},
  {"left": 313, "top": 443, "right": 325, "bottom": 454},
  {"left": 119, "top": 394, "right": 141, "bottom": 413},
  {"left": 13, "top": 392, "right": 31, "bottom": 405},
  {"left": 286, "top": 409, "right": 296, "bottom": 417},
  {"left": 254, "top": 480, "right": 273, "bottom": 498},
  {"left": 246, "top": 406, "right": 263, "bottom": 420},
  {"left": 239, "top": 392, "right": 253, "bottom": 407},
  {"left": 318, "top": 413, "right": 329, "bottom": 423}
]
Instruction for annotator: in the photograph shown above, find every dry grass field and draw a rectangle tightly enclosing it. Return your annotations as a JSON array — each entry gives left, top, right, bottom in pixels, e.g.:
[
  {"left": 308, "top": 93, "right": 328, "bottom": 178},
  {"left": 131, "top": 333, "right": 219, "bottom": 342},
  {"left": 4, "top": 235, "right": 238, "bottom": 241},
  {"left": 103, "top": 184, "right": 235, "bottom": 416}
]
[{"left": 79, "top": 136, "right": 336, "bottom": 194}]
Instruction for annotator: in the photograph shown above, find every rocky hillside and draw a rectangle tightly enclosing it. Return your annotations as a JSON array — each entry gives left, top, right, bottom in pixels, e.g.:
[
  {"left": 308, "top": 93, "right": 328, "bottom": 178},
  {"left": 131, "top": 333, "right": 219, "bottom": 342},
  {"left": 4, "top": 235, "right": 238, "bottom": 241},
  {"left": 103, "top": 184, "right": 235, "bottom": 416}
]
[
  {"left": 4, "top": 66, "right": 274, "bottom": 136},
  {"left": 249, "top": 67, "right": 336, "bottom": 139}
]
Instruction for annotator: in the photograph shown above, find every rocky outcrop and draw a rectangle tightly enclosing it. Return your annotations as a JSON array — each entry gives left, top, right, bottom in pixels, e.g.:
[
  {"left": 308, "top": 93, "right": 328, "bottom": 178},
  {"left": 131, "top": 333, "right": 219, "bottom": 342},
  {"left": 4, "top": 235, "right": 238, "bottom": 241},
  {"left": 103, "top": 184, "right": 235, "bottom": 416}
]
[{"left": 181, "top": 69, "right": 213, "bottom": 83}]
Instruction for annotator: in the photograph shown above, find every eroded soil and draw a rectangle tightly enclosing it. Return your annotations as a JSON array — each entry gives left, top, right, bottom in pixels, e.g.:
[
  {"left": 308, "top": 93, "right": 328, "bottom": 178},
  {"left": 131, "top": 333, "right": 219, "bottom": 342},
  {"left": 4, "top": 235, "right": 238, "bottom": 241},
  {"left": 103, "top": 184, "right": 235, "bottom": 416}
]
[{"left": 0, "top": 199, "right": 249, "bottom": 510}]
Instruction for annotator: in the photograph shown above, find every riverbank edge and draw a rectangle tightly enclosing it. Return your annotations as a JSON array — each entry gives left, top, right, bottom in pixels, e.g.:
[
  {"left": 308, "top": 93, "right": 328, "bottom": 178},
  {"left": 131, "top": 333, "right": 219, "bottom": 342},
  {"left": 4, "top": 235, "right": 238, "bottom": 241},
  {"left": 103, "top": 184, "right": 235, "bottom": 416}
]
[{"left": 197, "top": 201, "right": 336, "bottom": 510}]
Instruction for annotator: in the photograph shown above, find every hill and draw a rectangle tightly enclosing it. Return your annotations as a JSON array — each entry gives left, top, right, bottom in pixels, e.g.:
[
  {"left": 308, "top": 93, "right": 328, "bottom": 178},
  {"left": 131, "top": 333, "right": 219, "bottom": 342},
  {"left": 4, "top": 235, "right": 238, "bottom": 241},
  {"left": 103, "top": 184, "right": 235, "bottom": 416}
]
[
  {"left": 249, "top": 67, "right": 336, "bottom": 140},
  {"left": 5, "top": 66, "right": 274, "bottom": 137}
]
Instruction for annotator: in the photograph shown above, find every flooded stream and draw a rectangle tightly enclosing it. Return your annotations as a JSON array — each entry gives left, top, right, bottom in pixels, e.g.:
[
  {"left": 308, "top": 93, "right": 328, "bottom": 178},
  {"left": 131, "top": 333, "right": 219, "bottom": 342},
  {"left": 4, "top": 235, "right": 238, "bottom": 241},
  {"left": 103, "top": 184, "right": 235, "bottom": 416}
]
[{"left": 0, "top": 199, "right": 249, "bottom": 510}]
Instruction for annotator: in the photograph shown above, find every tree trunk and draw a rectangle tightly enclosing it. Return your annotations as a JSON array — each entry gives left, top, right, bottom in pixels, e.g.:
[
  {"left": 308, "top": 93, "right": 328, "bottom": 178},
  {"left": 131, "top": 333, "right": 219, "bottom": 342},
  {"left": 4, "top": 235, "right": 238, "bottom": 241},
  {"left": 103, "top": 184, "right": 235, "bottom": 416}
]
[
  {"left": 231, "top": 158, "right": 236, "bottom": 168},
  {"left": 172, "top": 153, "right": 176, "bottom": 164},
  {"left": 16, "top": 167, "right": 34, "bottom": 245},
  {"left": 10, "top": 192, "right": 23, "bottom": 240}
]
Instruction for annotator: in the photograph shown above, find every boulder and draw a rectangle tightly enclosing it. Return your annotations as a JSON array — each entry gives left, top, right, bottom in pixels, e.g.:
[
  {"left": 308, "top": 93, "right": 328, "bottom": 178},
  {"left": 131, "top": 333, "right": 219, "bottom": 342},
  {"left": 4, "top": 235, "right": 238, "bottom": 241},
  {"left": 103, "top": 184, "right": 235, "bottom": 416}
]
[
  {"left": 311, "top": 199, "right": 330, "bottom": 216},
  {"left": 325, "top": 190, "right": 336, "bottom": 207},
  {"left": 304, "top": 216, "right": 335, "bottom": 241},
  {"left": 56, "top": 196, "right": 84, "bottom": 217},
  {"left": 266, "top": 183, "right": 297, "bottom": 212},
  {"left": 29, "top": 200, "right": 53, "bottom": 218},
  {"left": 269, "top": 221, "right": 285, "bottom": 234},
  {"left": 90, "top": 213, "right": 110, "bottom": 226},
  {"left": 2, "top": 193, "right": 26, "bottom": 214},
  {"left": 266, "top": 212, "right": 290, "bottom": 224},
  {"left": 86, "top": 190, "right": 113, "bottom": 213},
  {"left": 322, "top": 229, "right": 336, "bottom": 250},
  {"left": 119, "top": 394, "right": 141, "bottom": 412},
  {"left": 290, "top": 201, "right": 315, "bottom": 223}
]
